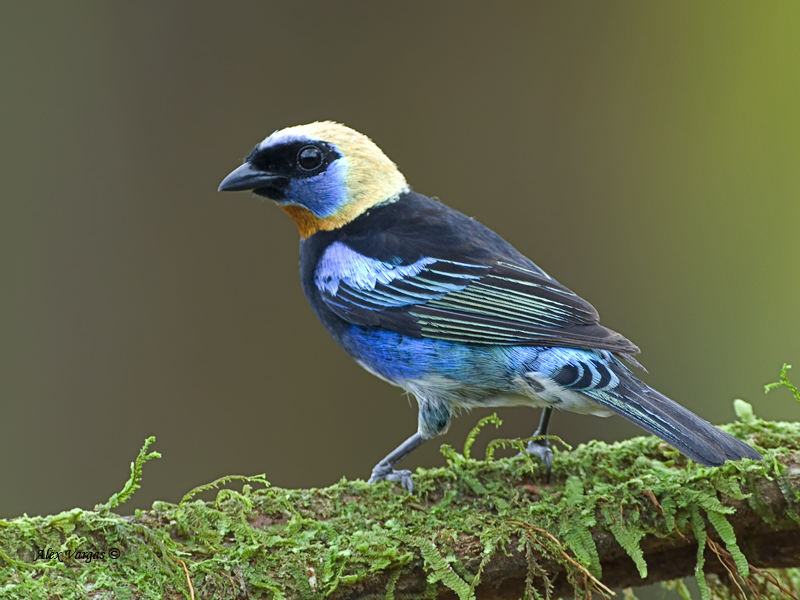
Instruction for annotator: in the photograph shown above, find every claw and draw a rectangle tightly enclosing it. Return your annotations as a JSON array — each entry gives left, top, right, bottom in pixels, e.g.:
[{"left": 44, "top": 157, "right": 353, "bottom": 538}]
[
  {"left": 367, "top": 433, "right": 425, "bottom": 493},
  {"left": 369, "top": 465, "right": 414, "bottom": 493},
  {"left": 523, "top": 438, "right": 553, "bottom": 483}
]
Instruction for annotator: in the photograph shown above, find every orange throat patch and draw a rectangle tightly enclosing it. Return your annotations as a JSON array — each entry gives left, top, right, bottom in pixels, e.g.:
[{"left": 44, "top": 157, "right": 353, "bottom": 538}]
[{"left": 279, "top": 205, "right": 330, "bottom": 239}]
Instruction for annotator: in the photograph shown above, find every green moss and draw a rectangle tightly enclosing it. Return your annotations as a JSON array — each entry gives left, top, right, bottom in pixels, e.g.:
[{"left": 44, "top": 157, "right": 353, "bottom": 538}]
[
  {"left": 2, "top": 368, "right": 800, "bottom": 599},
  {"left": 765, "top": 364, "right": 800, "bottom": 405}
]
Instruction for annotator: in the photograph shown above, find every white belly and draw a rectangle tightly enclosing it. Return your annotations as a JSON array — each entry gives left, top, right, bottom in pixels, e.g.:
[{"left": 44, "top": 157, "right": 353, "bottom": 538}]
[{"left": 396, "top": 371, "right": 614, "bottom": 417}]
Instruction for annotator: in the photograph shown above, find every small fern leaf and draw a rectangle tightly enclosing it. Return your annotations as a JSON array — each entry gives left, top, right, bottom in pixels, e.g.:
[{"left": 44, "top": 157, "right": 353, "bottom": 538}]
[
  {"left": 603, "top": 508, "right": 647, "bottom": 578},
  {"left": 689, "top": 504, "right": 710, "bottom": 600},
  {"left": 385, "top": 569, "right": 401, "bottom": 600},
  {"left": 524, "top": 541, "right": 546, "bottom": 600},
  {"left": 463, "top": 413, "right": 502, "bottom": 459},
  {"left": 559, "top": 477, "right": 602, "bottom": 578},
  {"left": 561, "top": 519, "right": 601, "bottom": 579},
  {"left": 764, "top": 363, "right": 800, "bottom": 404},
  {"left": 415, "top": 537, "right": 474, "bottom": 600},
  {"left": 705, "top": 509, "right": 749, "bottom": 578}
]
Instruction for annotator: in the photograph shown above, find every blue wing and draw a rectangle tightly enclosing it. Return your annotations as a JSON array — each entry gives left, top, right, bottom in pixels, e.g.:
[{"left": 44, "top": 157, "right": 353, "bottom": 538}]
[{"left": 314, "top": 241, "right": 639, "bottom": 355}]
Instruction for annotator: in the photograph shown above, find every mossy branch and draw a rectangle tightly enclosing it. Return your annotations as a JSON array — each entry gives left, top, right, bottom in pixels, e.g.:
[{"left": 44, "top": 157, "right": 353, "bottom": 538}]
[{"left": 3, "top": 386, "right": 800, "bottom": 599}]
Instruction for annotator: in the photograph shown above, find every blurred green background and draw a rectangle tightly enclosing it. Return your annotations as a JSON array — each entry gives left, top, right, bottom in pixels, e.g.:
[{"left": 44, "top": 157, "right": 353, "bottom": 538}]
[{"left": 1, "top": 2, "right": 799, "bottom": 525}]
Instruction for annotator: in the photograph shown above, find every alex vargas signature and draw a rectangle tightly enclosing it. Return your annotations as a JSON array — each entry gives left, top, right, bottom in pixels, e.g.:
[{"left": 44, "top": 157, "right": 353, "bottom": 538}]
[{"left": 35, "top": 547, "right": 120, "bottom": 563}]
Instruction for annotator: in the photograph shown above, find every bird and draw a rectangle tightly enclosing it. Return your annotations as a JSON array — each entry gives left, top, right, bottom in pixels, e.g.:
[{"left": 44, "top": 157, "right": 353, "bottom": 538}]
[{"left": 218, "top": 121, "right": 762, "bottom": 492}]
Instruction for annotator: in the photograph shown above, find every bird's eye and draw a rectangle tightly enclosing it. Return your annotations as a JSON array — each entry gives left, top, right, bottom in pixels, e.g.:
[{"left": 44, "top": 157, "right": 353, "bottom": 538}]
[{"left": 297, "top": 145, "right": 323, "bottom": 171}]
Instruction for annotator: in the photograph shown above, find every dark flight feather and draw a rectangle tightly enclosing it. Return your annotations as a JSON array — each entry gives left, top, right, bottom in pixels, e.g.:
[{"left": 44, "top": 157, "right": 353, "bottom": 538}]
[{"left": 583, "top": 362, "right": 763, "bottom": 466}]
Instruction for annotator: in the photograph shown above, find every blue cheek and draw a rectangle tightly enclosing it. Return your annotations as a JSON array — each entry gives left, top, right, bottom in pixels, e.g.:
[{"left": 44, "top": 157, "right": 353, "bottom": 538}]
[{"left": 284, "top": 161, "right": 348, "bottom": 218}]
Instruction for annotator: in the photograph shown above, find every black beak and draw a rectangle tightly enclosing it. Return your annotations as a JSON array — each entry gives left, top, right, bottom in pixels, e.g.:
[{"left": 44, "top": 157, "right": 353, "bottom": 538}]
[{"left": 218, "top": 163, "right": 288, "bottom": 194}]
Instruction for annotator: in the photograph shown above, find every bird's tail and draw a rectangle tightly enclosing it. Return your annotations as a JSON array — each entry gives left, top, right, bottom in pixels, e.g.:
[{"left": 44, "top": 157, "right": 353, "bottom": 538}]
[{"left": 584, "top": 363, "right": 762, "bottom": 466}]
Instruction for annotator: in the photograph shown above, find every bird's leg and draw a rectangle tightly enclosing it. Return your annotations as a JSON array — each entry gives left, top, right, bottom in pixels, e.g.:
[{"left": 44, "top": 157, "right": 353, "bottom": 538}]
[
  {"left": 368, "top": 432, "right": 427, "bottom": 493},
  {"left": 525, "top": 407, "right": 554, "bottom": 483}
]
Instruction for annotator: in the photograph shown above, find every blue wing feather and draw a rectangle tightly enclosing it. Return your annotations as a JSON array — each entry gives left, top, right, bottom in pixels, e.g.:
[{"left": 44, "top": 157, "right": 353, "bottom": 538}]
[{"left": 313, "top": 241, "right": 640, "bottom": 354}]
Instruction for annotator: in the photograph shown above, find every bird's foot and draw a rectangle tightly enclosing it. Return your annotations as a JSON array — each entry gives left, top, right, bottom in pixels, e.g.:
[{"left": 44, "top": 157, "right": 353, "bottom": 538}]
[
  {"left": 368, "top": 464, "right": 414, "bottom": 494},
  {"left": 522, "top": 438, "right": 553, "bottom": 484}
]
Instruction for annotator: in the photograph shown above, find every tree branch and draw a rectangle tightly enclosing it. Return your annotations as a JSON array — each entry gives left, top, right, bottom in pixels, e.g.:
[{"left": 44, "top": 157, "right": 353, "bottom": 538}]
[{"left": 2, "top": 408, "right": 799, "bottom": 599}]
